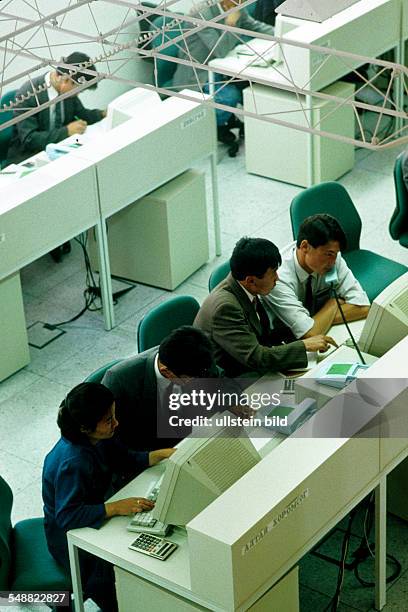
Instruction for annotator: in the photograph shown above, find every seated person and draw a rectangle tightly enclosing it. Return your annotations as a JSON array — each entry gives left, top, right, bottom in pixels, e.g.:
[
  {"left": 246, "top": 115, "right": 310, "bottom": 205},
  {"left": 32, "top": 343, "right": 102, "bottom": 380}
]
[
  {"left": 263, "top": 214, "right": 370, "bottom": 339},
  {"left": 194, "top": 237, "right": 336, "bottom": 377},
  {"left": 102, "top": 326, "right": 218, "bottom": 448},
  {"left": 7, "top": 51, "right": 105, "bottom": 165},
  {"left": 402, "top": 150, "right": 408, "bottom": 191},
  {"left": 7, "top": 51, "right": 106, "bottom": 262},
  {"left": 42, "top": 382, "right": 173, "bottom": 612},
  {"left": 253, "top": 0, "right": 284, "bottom": 26},
  {"left": 171, "top": 0, "right": 274, "bottom": 144}
]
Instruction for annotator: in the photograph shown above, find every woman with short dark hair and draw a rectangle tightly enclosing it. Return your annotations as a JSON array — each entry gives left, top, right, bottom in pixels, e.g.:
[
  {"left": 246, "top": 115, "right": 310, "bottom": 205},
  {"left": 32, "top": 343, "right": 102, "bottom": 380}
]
[{"left": 42, "top": 382, "right": 173, "bottom": 611}]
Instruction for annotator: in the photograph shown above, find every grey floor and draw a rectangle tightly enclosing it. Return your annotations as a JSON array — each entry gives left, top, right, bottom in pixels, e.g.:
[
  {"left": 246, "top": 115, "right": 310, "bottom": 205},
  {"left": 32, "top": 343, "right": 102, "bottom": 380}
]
[{"left": 1, "top": 136, "right": 408, "bottom": 612}]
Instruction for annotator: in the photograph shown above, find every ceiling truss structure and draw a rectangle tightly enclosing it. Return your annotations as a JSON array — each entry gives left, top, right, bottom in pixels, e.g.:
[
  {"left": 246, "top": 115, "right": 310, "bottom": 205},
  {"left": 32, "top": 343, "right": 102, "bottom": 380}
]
[{"left": 0, "top": 0, "right": 407, "bottom": 149}]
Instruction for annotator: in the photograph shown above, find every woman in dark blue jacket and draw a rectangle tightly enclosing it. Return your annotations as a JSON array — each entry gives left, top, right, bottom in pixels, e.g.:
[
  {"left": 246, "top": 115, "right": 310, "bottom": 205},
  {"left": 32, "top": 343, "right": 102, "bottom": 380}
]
[{"left": 42, "top": 382, "right": 173, "bottom": 611}]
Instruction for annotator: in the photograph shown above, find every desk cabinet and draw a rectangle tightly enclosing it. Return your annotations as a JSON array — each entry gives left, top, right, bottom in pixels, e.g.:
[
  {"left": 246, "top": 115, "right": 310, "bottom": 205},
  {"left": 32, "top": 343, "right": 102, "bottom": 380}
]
[
  {"left": 243, "top": 81, "right": 355, "bottom": 187},
  {"left": 114, "top": 564, "right": 299, "bottom": 611}
]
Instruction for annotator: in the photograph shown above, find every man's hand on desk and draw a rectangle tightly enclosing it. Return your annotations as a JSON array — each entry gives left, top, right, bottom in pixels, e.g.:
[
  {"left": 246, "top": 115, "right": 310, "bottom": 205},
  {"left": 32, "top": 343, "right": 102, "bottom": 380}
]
[
  {"left": 105, "top": 497, "right": 154, "bottom": 517},
  {"left": 67, "top": 119, "right": 87, "bottom": 136},
  {"left": 302, "top": 335, "right": 338, "bottom": 353},
  {"left": 149, "top": 448, "right": 176, "bottom": 466}
]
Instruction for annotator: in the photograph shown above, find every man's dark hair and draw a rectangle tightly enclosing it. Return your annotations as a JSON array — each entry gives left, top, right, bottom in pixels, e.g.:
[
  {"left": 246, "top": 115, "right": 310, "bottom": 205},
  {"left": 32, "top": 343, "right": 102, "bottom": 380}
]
[
  {"left": 230, "top": 237, "right": 281, "bottom": 280},
  {"left": 158, "top": 326, "right": 214, "bottom": 377},
  {"left": 296, "top": 214, "right": 347, "bottom": 250},
  {"left": 57, "top": 382, "right": 114, "bottom": 443},
  {"left": 58, "top": 52, "right": 98, "bottom": 89}
]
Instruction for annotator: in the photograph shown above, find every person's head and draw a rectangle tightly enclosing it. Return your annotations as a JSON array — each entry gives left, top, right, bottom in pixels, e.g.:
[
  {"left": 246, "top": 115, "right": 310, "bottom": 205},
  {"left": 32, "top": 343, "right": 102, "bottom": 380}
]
[
  {"left": 296, "top": 214, "right": 347, "bottom": 275},
  {"left": 230, "top": 236, "right": 281, "bottom": 295},
  {"left": 57, "top": 382, "right": 118, "bottom": 445},
  {"left": 158, "top": 326, "right": 214, "bottom": 381},
  {"left": 52, "top": 52, "right": 98, "bottom": 94}
]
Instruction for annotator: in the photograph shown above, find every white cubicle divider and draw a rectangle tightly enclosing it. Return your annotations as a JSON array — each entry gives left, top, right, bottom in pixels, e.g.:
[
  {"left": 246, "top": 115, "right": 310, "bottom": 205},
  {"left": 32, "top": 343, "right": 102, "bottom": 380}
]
[
  {"left": 279, "top": 0, "right": 401, "bottom": 92},
  {"left": 0, "top": 156, "right": 99, "bottom": 280},
  {"left": 76, "top": 90, "right": 217, "bottom": 220}
]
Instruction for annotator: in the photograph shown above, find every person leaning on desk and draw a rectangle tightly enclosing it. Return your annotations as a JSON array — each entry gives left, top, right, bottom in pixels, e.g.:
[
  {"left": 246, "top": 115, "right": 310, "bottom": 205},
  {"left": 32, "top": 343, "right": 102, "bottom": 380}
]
[
  {"left": 6, "top": 51, "right": 107, "bottom": 262},
  {"left": 194, "top": 237, "right": 338, "bottom": 378},
  {"left": 171, "top": 0, "right": 274, "bottom": 147},
  {"left": 42, "top": 382, "right": 174, "bottom": 612},
  {"left": 263, "top": 214, "right": 370, "bottom": 340}
]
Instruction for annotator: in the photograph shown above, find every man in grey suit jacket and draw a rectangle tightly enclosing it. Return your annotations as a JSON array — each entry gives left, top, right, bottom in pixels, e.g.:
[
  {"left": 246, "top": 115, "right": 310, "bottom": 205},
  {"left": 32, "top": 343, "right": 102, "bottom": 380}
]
[
  {"left": 194, "top": 237, "right": 337, "bottom": 377},
  {"left": 7, "top": 51, "right": 105, "bottom": 165},
  {"left": 172, "top": 0, "right": 274, "bottom": 142},
  {"left": 102, "top": 326, "right": 217, "bottom": 450}
]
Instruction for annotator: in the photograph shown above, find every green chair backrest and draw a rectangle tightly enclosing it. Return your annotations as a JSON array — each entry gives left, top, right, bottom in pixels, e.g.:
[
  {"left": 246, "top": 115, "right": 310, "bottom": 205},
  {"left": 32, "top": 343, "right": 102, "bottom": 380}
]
[
  {"left": 208, "top": 260, "right": 231, "bottom": 292},
  {"left": 290, "top": 182, "right": 361, "bottom": 252},
  {"left": 390, "top": 152, "right": 408, "bottom": 241},
  {"left": 137, "top": 295, "right": 200, "bottom": 352},
  {"left": 149, "top": 14, "right": 186, "bottom": 88},
  {"left": 85, "top": 359, "right": 122, "bottom": 384},
  {"left": 0, "top": 90, "right": 17, "bottom": 166},
  {"left": 0, "top": 475, "right": 13, "bottom": 589}
]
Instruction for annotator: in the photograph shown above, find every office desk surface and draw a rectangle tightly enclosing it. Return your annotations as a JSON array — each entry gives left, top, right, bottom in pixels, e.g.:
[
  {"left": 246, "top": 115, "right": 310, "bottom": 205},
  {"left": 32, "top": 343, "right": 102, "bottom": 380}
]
[{"left": 0, "top": 155, "right": 98, "bottom": 280}]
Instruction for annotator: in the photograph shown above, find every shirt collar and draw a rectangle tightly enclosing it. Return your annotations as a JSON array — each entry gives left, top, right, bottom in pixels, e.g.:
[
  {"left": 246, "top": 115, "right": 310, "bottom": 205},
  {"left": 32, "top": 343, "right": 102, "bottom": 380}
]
[
  {"left": 45, "top": 71, "right": 59, "bottom": 101},
  {"left": 293, "top": 247, "right": 314, "bottom": 284},
  {"left": 154, "top": 353, "right": 168, "bottom": 382},
  {"left": 237, "top": 281, "right": 256, "bottom": 303}
]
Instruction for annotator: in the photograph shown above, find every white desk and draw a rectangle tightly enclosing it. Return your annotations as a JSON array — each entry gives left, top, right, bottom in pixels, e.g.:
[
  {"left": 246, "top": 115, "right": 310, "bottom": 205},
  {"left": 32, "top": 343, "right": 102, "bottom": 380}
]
[
  {"left": 0, "top": 90, "right": 219, "bottom": 377},
  {"left": 67, "top": 335, "right": 408, "bottom": 611},
  {"left": 209, "top": 0, "right": 405, "bottom": 186}
]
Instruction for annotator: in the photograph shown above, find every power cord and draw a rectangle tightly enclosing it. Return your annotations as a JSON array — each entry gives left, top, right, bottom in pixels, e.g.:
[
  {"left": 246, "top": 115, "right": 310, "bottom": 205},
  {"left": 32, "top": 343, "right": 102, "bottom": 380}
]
[{"left": 47, "top": 232, "right": 135, "bottom": 327}]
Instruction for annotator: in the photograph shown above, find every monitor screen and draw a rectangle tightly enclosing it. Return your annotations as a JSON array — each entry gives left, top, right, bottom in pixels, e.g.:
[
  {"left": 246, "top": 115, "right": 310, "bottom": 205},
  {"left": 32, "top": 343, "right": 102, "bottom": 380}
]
[
  {"left": 359, "top": 272, "right": 408, "bottom": 357},
  {"left": 152, "top": 423, "right": 260, "bottom": 527}
]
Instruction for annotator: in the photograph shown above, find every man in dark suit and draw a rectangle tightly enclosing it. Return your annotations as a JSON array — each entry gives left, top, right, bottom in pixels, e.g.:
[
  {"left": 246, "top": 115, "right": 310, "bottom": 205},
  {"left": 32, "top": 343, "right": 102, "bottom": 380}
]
[
  {"left": 101, "top": 326, "right": 217, "bottom": 450},
  {"left": 194, "top": 237, "right": 337, "bottom": 377},
  {"left": 7, "top": 51, "right": 105, "bottom": 165},
  {"left": 7, "top": 52, "right": 105, "bottom": 261}
]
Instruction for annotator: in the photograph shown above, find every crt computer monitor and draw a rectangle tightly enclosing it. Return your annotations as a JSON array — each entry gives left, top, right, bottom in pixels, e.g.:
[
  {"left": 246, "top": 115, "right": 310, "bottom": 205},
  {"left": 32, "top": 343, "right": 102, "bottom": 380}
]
[
  {"left": 152, "top": 423, "right": 260, "bottom": 527},
  {"left": 106, "top": 88, "right": 161, "bottom": 129},
  {"left": 359, "top": 271, "right": 408, "bottom": 358}
]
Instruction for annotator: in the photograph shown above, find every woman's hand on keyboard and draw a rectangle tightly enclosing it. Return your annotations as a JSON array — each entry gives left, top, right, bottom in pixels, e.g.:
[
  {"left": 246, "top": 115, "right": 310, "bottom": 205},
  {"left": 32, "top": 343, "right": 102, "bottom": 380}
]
[
  {"left": 149, "top": 448, "right": 176, "bottom": 466},
  {"left": 105, "top": 497, "right": 154, "bottom": 517}
]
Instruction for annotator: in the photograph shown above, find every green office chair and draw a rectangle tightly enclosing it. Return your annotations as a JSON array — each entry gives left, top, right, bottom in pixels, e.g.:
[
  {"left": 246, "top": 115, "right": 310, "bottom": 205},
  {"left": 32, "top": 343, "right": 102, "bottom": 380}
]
[
  {"left": 85, "top": 359, "right": 123, "bottom": 384},
  {"left": 137, "top": 295, "right": 200, "bottom": 352},
  {"left": 290, "top": 182, "right": 408, "bottom": 301},
  {"left": 0, "top": 475, "right": 71, "bottom": 603},
  {"left": 148, "top": 14, "right": 186, "bottom": 89},
  {"left": 389, "top": 152, "right": 408, "bottom": 248},
  {"left": 208, "top": 260, "right": 231, "bottom": 292},
  {"left": 0, "top": 90, "right": 17, "bottom": 168}
]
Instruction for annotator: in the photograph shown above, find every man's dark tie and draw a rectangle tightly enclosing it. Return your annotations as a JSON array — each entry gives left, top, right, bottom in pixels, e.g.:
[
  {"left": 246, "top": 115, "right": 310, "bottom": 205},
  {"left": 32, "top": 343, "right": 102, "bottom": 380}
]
[
  {"left": 254, "top": 296, "right": 271, "bottom": 342},
  {"left": 54, "top": 101, "right": 62, "bottom": 128},
  {"left": 304, "top": 275, "right": 314, "bottom": 314}
]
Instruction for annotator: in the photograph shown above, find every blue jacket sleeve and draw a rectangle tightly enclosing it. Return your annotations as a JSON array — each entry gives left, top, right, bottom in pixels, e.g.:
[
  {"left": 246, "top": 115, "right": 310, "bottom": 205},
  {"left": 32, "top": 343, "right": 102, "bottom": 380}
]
[
  {"left": 54, "top": 457, "right": 106, "bottom": 531},
  {"left": 104, "top": 437, "right": 149, "bottom": 475}
]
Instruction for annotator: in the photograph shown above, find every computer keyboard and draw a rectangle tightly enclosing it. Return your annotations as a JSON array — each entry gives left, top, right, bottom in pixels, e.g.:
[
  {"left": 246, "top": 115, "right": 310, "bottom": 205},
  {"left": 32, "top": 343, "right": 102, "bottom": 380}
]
[{"left": 126, "top": 476, "right": 170, "bottom": 536}]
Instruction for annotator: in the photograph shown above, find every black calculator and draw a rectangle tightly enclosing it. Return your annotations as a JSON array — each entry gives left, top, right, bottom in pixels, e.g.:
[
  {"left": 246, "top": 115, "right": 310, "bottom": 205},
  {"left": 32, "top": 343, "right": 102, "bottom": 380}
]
[{"left": 128, "top": 533, "right": 178, "bottom": 560}]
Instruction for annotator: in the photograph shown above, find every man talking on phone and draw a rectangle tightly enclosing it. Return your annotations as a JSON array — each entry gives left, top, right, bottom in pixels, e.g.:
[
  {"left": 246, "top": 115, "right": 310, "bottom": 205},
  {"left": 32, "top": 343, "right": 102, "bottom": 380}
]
[{"left": 263, "top": 214, "right": 370, "bottom": 340}]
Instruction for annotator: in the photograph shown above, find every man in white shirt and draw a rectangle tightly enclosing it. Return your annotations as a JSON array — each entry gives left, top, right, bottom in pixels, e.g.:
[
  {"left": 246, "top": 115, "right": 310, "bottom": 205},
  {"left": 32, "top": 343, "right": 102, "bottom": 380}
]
[{"left": 263, "top": 214, "right": 370, "bottom": 339}]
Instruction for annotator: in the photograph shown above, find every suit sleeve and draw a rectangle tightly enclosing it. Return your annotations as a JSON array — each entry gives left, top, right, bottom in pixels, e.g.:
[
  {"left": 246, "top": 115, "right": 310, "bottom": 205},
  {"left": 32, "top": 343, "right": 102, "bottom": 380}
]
[
  {"left": 72, "top": 96, "right": 104, "bottom": 125},
  {"left": 13, "top": 106, "right": 68, "bottom": 154},
  {"left": 211, "top": 300, "right": 307, "bottom": 374},
  {"left": 53, "top": 457, "right": 106, "bottom": 531}
]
